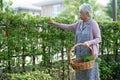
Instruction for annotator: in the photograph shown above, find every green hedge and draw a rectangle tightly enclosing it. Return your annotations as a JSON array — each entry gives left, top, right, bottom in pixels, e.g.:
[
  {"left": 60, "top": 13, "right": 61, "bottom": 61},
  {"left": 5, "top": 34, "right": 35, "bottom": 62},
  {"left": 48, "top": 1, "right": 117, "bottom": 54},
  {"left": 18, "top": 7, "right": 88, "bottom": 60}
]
[
  {"left": 99, "top": 59, "right": 120, "bottom": 80},
  {"left": 0, "top": 12, "right": 120, "bottom": 79},
  {"left": 6, "top": 70, "right": 52, "bottom": 80}
]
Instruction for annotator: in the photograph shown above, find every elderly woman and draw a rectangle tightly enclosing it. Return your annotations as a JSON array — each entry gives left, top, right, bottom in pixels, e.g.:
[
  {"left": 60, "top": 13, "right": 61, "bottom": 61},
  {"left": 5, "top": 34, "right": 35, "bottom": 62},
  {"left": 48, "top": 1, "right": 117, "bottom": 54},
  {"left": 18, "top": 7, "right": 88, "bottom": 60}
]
[{"left": 49, "top": 3, "right": 101, "bottom": 80}]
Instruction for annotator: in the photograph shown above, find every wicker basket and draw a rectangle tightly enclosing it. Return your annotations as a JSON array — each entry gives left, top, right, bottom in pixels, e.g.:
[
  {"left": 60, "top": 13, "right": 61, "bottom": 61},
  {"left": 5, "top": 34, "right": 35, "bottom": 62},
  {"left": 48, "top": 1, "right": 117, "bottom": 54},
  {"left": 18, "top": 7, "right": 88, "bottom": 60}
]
[{"left": 68, "top": 43, "right": 95, "bottom": 70}]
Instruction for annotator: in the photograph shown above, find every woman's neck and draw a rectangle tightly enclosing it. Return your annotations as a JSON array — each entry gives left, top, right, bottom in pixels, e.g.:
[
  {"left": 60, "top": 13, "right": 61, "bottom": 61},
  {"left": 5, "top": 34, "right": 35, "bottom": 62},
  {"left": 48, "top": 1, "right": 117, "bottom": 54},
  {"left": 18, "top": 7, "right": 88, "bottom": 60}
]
[
  {"left": 82, "top": 17, "right": 90, "bottom": 27},
  {"left": 83, "top": 17, "right": 90, "bottom": 22}
]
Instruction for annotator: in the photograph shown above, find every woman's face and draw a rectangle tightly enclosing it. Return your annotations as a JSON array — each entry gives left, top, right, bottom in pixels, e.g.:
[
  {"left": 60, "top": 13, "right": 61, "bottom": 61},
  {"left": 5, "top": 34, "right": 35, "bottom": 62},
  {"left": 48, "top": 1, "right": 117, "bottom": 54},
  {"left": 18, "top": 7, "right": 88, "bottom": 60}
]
[{"left": 80, "top": 11, "right": 88, "bottom": 20}]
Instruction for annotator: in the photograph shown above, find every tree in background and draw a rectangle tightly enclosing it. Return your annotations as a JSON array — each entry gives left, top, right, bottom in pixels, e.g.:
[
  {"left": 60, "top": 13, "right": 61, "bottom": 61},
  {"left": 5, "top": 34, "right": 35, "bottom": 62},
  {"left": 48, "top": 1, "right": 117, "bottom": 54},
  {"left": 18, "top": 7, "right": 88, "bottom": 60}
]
[
  {"left": 0, "top": 0, "right": 3, "bottom": 11},
  {"left": 105, "top": 0, "right": 120, "bottom": 21},
  {"left": 59, "top": 0, "right": 110, "bottom": 21},
  {"left": 0, "top": 0, "right": 16, "bottom": 13}
]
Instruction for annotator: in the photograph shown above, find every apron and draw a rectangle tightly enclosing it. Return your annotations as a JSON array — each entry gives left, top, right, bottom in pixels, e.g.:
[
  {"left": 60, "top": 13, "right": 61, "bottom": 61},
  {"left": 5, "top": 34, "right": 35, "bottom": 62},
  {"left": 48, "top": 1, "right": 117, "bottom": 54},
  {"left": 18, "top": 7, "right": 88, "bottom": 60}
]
[{"left": 75, "top": 19, "right": 100, "bottom": 80}]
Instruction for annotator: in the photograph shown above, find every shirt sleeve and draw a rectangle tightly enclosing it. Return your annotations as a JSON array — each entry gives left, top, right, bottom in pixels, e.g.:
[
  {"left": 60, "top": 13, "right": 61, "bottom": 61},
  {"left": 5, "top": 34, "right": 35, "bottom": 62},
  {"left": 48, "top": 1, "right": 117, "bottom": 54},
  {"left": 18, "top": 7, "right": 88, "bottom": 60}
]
[
  {"left": 52, "top": 21, "right": 79, "bottom": 31},
  {"left": 87, "top": 20, "right": 101, "bottom": 45}
]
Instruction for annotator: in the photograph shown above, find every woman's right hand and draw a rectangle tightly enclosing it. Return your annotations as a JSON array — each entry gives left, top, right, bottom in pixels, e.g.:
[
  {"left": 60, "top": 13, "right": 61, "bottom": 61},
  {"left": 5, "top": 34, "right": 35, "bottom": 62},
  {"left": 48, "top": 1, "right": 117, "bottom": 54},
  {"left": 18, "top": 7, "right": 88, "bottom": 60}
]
[
  {"left": 48, "top": 18, "right": 58, "bottom": 25},
  {"left": 48, "top": 20, "right": 54, "bottom": 24},
  {"left": 48, "top": 17, "right": 56, "bottom": 24}
]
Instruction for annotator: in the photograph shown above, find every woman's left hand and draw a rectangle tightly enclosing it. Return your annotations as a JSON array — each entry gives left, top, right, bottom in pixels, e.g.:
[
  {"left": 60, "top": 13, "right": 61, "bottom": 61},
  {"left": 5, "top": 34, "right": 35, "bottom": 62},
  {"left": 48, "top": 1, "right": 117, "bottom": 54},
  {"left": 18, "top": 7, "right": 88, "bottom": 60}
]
[{"left": 83, "top": 42, "right": 89, "bottom": 47}]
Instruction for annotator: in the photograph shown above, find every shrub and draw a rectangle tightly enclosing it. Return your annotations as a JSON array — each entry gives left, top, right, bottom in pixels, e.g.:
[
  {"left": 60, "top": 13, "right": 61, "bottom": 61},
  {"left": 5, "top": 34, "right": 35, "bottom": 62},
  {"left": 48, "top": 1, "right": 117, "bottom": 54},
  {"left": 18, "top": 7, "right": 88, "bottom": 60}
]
[
  {"left": 99, "top": 60, "right": 120, "bottom": 80},
  {"left": 7, "top": 70, "right": 52, "bottom": 80}
]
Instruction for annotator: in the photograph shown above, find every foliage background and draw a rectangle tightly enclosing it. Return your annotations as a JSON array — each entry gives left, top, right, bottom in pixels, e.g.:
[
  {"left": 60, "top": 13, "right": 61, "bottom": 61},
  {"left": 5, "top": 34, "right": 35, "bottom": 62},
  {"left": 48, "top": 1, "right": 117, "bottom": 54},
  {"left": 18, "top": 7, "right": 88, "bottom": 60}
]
[
  {"left": 0, "top": 12, "right": 120, "bottom": 80},
  {"left": 0, "top": 0, "right": 120, "bottom": 80}
]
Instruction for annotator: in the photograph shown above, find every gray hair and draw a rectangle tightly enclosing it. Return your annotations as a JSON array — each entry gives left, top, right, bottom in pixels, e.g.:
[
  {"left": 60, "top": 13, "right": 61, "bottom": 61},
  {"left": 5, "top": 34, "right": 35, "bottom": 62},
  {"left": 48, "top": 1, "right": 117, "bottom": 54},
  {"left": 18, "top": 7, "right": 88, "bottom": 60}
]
[{"left": 79, "top": 3, "right": 93, "bottom": 18}]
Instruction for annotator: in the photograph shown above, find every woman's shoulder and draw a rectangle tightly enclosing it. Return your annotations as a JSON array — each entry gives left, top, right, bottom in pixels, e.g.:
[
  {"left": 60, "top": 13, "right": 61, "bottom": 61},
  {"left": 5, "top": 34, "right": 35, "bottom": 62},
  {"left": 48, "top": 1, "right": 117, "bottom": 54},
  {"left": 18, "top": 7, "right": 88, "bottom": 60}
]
[
  {"left": 91, "top": 19, "right": 99, "bottom": 28},
  {"left": 91, "top": 19, "right": 98, "bottom": 24},
  {"left": 75, "top": 20, "right": 83, "bottom": 25}
]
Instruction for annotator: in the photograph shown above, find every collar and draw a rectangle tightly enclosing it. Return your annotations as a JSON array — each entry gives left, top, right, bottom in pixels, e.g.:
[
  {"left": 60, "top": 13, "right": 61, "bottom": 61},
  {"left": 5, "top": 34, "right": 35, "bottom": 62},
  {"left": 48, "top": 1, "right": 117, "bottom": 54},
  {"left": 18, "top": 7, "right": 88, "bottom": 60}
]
[{"left": 82, "top": 19, "right": 92, "bottom": 25}]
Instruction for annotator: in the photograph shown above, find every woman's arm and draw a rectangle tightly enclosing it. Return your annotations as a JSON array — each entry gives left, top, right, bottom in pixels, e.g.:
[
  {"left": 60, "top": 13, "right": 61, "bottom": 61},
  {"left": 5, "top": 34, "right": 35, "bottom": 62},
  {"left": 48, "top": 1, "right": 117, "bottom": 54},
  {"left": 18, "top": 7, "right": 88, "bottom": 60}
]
[
  {"left": 49, "top": 20, "right": 79, "bottom": 31},
  {"left": 87, "top": 20, "right": 101, "bottom": 45}
]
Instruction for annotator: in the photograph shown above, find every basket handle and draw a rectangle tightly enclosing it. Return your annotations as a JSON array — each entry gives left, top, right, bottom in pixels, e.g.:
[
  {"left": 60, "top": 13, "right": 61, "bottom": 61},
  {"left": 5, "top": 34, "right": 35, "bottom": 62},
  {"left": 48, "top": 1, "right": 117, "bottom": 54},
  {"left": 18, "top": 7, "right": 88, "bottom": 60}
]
[{"left": 68, "top": 43, "right": 94, "bottom": 64}]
